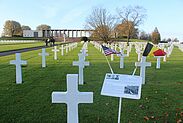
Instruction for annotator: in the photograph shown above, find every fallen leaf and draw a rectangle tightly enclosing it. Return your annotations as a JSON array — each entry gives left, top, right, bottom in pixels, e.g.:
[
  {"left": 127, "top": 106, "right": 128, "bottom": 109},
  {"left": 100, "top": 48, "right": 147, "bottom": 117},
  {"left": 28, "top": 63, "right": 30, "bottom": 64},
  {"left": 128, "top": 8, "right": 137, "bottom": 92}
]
[
  {"left": 180, "top": 112, "right": 183, "bottom": 117},
  {"left": 150, "top": 116, "right": 155, "bottom": 119},
  {"left": 144, "top": 116, "right": 149, "bottom": 121},
  {"left": 177, "top": 119, "right": 182, "bottom": 123}
]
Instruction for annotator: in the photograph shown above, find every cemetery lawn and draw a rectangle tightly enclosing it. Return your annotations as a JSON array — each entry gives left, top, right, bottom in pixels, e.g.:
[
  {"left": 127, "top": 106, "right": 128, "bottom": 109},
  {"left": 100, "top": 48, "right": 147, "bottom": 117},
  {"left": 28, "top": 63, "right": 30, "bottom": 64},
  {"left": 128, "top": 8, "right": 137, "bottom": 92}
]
[
  {"left": 0, "top": 42, "right": 183, "bottom": 123},
  {"left": 0, "top": 41, "right": 61, "bottom": 52}
]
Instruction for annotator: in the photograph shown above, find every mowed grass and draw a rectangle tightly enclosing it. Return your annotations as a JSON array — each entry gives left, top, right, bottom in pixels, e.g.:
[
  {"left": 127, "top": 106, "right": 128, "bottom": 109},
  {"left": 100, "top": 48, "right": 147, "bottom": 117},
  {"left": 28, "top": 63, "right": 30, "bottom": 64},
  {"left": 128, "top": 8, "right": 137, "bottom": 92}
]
[
  {"left": 0, "top": 41, "right": 62, "bottom": 52},
  {"left": 0, "top": 42, "right": 183, "bottom": 123}
]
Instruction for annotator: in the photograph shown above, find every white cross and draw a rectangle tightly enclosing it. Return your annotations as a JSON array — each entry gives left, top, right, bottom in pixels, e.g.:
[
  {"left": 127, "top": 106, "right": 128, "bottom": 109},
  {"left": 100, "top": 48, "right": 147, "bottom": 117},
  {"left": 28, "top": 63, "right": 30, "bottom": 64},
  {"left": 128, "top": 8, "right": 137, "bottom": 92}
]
[
  {"left": 73, "top": 53, "right": 89, "bottom": 85},
  {"left": 136, "top": 49, "right": 143, "bottom": 62},
  {"left": 155, "top": 56, "right": 164, "bottom": 69},
  {"left": 163, "top": 48, "right": 167, "bottom": 62},
  {"left": 52, "top": 74, "right": 93, "bottom": 123},
  {"left": 135, "top": 56, "right": 151, "bottom": 84},
  {"left": 117, "top": 49, "right": 127, "bottom": 68},
  {"left": 10, "top": 53, "right": 27, "bottom": 84},
  {"left": 80, "top": 49, "right": 88, "bottom": 60},
  {"left": 52, "top": 46, "right": 59, "bottom": 60},
  {"left": 63, "top": 33, "right": 66, "bottom": 42},
  {"left": 126, "top": 46, "right": 130, "bottom": 57},
  {"left": 39, "top": 48, "right": 49, "bottom": 68},
  {"left": 66, "top": 44, "right": 69, "bottom": 53},
  {"left": 60, "top": 45, "right": 65, "bottom": 56},
  {"left": 111, "top": 45, "right": 114, "bottom": 61}
]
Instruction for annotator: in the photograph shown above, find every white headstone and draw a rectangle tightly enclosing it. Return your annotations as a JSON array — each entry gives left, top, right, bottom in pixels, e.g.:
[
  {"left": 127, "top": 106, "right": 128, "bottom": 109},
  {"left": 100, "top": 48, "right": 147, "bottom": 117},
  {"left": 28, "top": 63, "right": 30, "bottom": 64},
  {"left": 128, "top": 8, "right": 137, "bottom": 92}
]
[
  {"left": 127, "top": 46, "right": 131, "bottom": 57},
  {"left": 60, "top": 45, "right": 65, "bottom": 56},
  {"left": 136, "top": 50, "right": 143, "bottom": 62},
  {"left": 39, "top": 48, "right": 49, "bottom": 68},
  {"left": 52, "top": 46, "right": 59, "bottom": 60},
  {"left": 52, "top": 74, "right": 93, "bottom": 123},
  {"left": 135, "top": 56, "right": 151, "bottom": 84},
  {"left": 155, "top": 56, "right": 164, "bottom": 69},
  {"left": 73, "top": 53, "right": 89, "bottom": 85},
  {"left": 10, "top": 53, "right": 27, "bottom": 84},
  {"left": 111, "top": 45, "right": 114, "bottom": 61},
  {"left": 163, "top": 48, "right": 167, "bottom": 62},
  {"left": 64, "top": 33, "right": 66, "bottom": 42},
  {"left": 117, "top": 49, "right": 127, "bottom": 68},
  {"left": 66, "top": 44, "right": 69, "bottom": 53},
  {"left": 80, "top": 49, "right": 88, "bottom": 60}
]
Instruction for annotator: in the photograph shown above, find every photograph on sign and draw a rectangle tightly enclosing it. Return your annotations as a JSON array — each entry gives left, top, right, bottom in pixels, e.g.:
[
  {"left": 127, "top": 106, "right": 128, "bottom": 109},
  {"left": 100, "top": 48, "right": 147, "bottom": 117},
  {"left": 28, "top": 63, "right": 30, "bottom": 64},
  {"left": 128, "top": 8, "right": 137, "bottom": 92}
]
[{"left": 101, "top": 73, "right": 142, "bottom": 99}]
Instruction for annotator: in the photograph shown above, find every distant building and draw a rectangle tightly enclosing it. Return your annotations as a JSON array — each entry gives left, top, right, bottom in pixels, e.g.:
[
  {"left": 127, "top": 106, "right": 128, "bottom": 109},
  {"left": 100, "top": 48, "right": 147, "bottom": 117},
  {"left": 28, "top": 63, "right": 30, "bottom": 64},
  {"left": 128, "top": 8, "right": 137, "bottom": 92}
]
[{"left": 23, "top": 30, "right": 43, "bottom": 37}]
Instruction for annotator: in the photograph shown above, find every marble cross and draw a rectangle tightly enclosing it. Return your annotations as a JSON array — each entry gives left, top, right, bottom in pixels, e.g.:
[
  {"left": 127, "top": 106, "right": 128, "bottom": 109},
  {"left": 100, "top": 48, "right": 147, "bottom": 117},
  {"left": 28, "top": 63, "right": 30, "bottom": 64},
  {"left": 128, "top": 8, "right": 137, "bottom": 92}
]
[
  {"left": 60, "top": 45, "right": 65, "bottom": 56},
  {"left": 52, "top": 74, "right": 93, "bottom": 123},
  {"left": 135, "top": 56, "right": 151, "bottom": 84},
  {"left": 155, "top": 56, "right": 164, "bottom": 69},
  {"left": 10, "top": 53, "right": 27, "bottom": 84},
  {"left": 39, "top": 48, "right": 49, "bottom": 68},
  {"left": 117, "top": 49, "right": 127, "bottom": 68},
  {"left": 136, "top": 49, "right": 143, "bottom": 62},
  {"left": 52, "top": 46, "right": 59, "bottom": 60},
  {"left": 111, "top": 45, "right": 114, "bottom": 61},
  {"left": 66, "top": 44, "right": 69, "bottom": 53},
  {"left": 73, "top": 53, "right": 89, "bottom": 85},
  {"left": 80, "top": 49, "right": 88, "bottom": 60}
]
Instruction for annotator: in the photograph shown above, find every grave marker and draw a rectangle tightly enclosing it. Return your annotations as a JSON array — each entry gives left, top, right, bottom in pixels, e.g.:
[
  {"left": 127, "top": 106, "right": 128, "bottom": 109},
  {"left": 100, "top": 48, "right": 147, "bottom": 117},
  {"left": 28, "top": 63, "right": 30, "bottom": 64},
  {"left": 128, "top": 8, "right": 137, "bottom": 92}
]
[
  {"left": 135, "top": 56, "right": 151, "bottom": 84},
  {"left": 39, "top": 48, "right": 49, "bottom": 68},
  {"left": 52, "top": 74, "right": 93, "bottom": 123},
  {"left": 117, "top": 49, "right": 127, "bottom": 68},
  {"left": 155, "top": 56, "right": 164, "bottom": 69},
  {"left": 52, "top": 46, "right": 59, "bottom": 60},
  {"left": 60, "top": 45, "right": 65, "bottom": 56},
  {"left": 10, "top": 53, "right": 27, "bottom": 84},
  {"left": 73, "top": 53, "right": 89, "bottom": 85}
]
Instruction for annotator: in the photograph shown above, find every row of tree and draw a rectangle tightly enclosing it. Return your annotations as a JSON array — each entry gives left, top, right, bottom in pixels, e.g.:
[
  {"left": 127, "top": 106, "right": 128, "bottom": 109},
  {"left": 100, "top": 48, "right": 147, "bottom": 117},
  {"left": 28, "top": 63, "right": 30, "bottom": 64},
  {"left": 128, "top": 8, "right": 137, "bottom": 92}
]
[
  {"left": 85, "top": 6, "right": 162, "bottom": 44},
  {"left": 1, "top": 20, "right": 51, "bottom": 37}
]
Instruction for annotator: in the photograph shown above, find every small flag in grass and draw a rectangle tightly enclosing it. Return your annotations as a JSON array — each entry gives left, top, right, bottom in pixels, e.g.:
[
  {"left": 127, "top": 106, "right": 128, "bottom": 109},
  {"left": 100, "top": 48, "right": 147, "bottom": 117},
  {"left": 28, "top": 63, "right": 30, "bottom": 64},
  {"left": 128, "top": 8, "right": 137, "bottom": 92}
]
[
  {"left": 153, "top": 49, "right": 166, "bottom": 56},
  {"left": 101, "top": 45, "right": 120, "bottom": 56}
]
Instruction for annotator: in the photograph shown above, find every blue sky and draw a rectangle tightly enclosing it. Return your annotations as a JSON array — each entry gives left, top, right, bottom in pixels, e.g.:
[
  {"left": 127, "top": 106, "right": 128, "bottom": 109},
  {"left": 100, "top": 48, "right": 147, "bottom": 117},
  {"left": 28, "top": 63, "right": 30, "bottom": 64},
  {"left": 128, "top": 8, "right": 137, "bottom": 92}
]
[{"left": 0, "top": 0, "right": 183, "bottom": 41}]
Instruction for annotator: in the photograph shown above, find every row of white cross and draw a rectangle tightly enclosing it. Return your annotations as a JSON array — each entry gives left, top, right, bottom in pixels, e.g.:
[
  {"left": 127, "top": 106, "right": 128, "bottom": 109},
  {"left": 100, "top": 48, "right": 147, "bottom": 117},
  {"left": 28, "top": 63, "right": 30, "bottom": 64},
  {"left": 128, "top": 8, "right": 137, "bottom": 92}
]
[
  {"left": 8, "top": 41, "right": 176, "bottom": 123},
  {"left": 92, "top": 41, "right": 175, "bottom": 84},
  {"left": 52, "top": 43, "right": 78, "bottom": 60},
  {"left": 52, "top": 42, "right": 93, "bottom": 123},
  {"left": 10, "top": 43, "right": 78, "bottom": 84},
  {"left": 9, "top": 42, "right": 93, "bottom": 123},
  {"left": 0, "top": 40, "right": 38, "bottom": 43}
]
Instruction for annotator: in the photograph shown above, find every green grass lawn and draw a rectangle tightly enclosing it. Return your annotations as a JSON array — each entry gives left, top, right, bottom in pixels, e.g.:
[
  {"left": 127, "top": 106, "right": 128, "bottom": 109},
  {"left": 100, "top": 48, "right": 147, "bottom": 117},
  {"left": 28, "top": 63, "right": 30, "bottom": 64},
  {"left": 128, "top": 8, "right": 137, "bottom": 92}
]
[
  {"left": 0, "top": 41, "right": 62, "bottom": 52},
  {"left": 0, "top": 42, "right": 182, "bottom": 123}
]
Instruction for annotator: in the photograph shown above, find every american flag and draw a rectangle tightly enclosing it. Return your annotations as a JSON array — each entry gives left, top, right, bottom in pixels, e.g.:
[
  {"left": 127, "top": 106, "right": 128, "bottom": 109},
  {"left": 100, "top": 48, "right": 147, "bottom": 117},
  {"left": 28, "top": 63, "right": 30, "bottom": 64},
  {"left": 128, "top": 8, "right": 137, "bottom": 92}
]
[{"left": 101, "top": 45, "right": 120, "bottom": 56}]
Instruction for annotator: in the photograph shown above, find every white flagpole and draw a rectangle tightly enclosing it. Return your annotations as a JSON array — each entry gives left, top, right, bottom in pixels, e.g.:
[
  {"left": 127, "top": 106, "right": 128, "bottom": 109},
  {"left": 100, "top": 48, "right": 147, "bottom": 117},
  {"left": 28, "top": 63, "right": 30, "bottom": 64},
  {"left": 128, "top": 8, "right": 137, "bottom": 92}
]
[
  {"left": 104, "top": 55, "right": 114, "bottom": 74},
  {"left": 118, "top": 67, "right": 137, "bottom": 123}
]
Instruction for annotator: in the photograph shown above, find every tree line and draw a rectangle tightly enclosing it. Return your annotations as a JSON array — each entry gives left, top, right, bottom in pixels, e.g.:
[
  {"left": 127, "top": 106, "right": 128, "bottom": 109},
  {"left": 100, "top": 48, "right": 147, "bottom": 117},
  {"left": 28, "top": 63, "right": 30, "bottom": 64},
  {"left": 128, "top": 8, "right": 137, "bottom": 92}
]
[
  {"left": 1, "top": 20, "right": 51, "bottom": 37},
  {"left": 85, "top": 6, "right": 168, "bottom": 44}
]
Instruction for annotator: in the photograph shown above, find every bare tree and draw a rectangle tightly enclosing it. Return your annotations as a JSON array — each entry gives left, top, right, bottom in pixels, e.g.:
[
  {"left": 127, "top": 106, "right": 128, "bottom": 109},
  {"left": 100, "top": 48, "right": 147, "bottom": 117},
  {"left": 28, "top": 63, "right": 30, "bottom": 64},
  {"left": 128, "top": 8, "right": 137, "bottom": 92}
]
[
  {"left": 117, "top": 6, "right": 147, "bottom": 45},
  {"left": 85, "top": 7, "right": 115, "bottom": 42}
]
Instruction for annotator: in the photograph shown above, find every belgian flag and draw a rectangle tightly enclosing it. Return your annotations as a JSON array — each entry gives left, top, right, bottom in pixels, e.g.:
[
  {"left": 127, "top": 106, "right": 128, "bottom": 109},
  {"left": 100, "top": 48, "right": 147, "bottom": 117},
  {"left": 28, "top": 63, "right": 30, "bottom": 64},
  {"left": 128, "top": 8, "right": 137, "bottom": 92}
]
[
  {"left": 142, "top": 43, "right": 153, "bottom": 56},
  {"left": 143, "top": 42, "right": 166, "bottom": 56}
]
